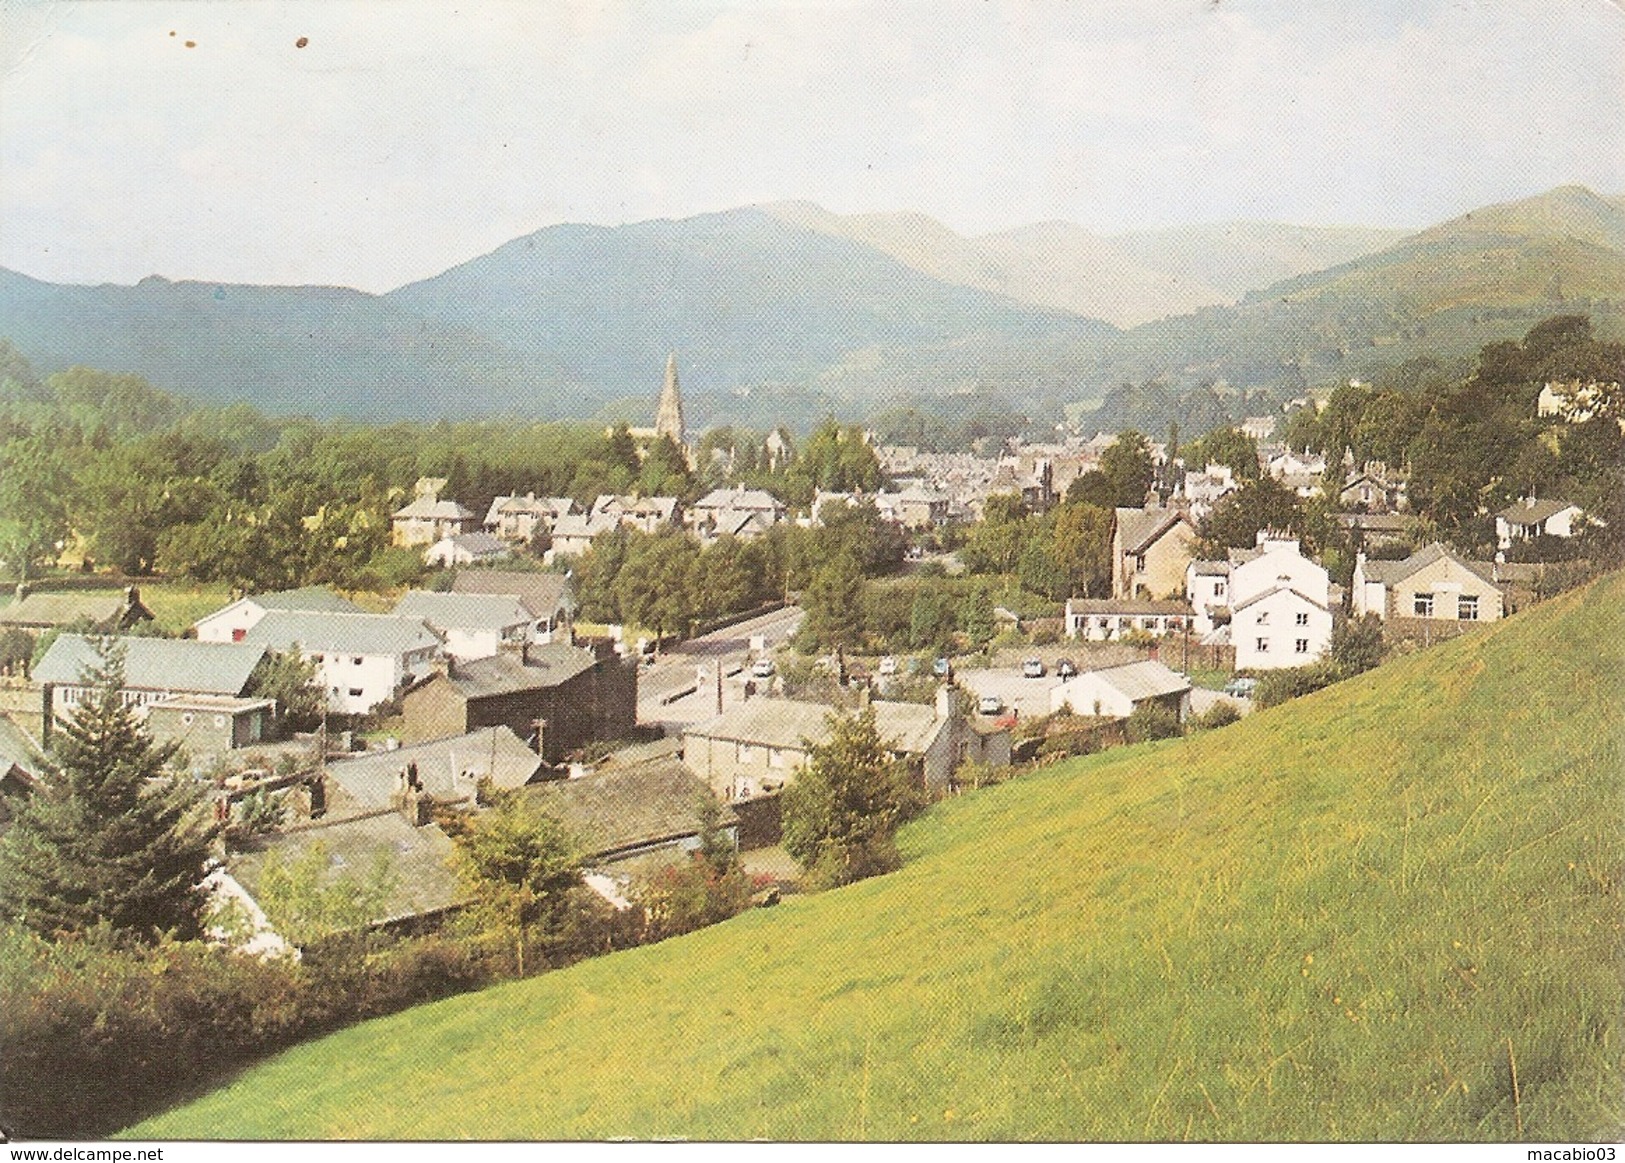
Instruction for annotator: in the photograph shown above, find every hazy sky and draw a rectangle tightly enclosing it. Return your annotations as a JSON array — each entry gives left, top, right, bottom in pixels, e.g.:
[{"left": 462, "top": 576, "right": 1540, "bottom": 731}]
[{"left": 2, "top": 0, "right": 1621, "bottom": 291}]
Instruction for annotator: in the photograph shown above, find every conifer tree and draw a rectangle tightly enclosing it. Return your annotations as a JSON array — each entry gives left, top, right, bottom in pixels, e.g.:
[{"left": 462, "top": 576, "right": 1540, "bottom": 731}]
[{"left": 0, "top": 643, "right": 219, "bottom": 942}]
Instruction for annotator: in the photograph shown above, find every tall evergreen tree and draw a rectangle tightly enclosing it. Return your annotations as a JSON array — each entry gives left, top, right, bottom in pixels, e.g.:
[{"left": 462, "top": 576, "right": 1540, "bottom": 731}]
[{"left": 0, "top": 644, "right": 219, "bottom": 942}]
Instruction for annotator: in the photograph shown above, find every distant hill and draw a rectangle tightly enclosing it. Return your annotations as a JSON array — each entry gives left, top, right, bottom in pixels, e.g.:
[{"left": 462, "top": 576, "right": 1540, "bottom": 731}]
[
  {"left": 383, "top": 207, "right": 1112, "bottom": 398},
  {"left": 1, "top": 187, "right": 1618, "bottom": 428},
  {"left": 762, "top": 201, "right": 1407, "bottom": 326},
  {"left": 132, "top": 572, "right": 1625, "bottom": 1140},
  {"left": 1075, "top": 185, "right": 1625, "bottom": 430},
  {"left": 0, "top": 268, "right": 582, "bottom": 421}
]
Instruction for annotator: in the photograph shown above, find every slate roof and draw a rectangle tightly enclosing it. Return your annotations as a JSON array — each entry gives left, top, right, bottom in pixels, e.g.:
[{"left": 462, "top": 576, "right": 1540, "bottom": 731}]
[
  {"left": 451, "top": 570, "right": 575, "bottom": 617},
  {"left": 1068, "top": 660, "right": 1191, "bottom": 702},
  {"left": 1231, "top": 585, "right": 1330, "bottom": 614},
  {"left": 436, "top": 532, "right": 509, "bottom": 557},
  {"left": 483, "top": 494, "right": 576, "bottom": 526},
  {"left": 692, "top": 487, "right": 783, "bottom": 513},
  {"left": 242, "top": 610, "right": 441, "bottom": 658},
  {"left": 252, "top": 586, "right": 365, "bottom": 614},
  {"left": 325, "top": 726, "right": 543, "bottom": 811},
  {"left": 392, "top": 495, "right": 474, "bottom": 521},
  {"left": 1494, "top": 497, "right": 1579, "bottom": 524},
  {"left": 1114, "top": 507, "right": 1192, "bottom": 554},
  {"left": 1358, "top": 542, "right": 1498, "bottom": 587},
  {"left": 440, "top": 645, "right": 599, "bottom": 699},
  {"left": 1189, "top": 559, "right": 1232, "bottom": 577},
  {"left": 686, "top": 698, "right": 947, "bottom": 756},
  {"left": 0, "top": 590, "right": 130, "bottom": 630},
  {"left": 522, "top": 760, "right": 736, "bottom": 862},
  {"left": 394, "top": 590, "right": 531, "bottom": 631},
  {"left": 1067, "top": 599, "right": 1192, "bottom": 616},
  {"left": 228, "top": 812, "right": 468, "bottom": 931},
  {"left": 0, "top": 715, "right": 45, "bottom": 779},
  {"left": 34, "top": 634, "right": 266, "bottom": 695}
]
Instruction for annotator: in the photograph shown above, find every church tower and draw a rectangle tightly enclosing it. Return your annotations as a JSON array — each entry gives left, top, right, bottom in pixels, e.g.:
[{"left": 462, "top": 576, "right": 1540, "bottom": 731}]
[{"left": 655, "top": 352, "right": 686, "bottom": 447}]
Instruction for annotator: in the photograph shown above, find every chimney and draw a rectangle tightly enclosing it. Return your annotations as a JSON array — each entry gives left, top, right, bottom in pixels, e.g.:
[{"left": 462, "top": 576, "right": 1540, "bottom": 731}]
[{"left": 935, "top": 683, "right": 958, "bottom": 721}]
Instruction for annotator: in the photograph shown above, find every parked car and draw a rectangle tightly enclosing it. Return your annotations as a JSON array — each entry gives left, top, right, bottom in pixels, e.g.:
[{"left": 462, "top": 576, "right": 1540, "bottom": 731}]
[
  {"left": 932, "top": 657, "right": 952, "bottom": 678},
  {"left": 1223, "top": 676, "right": 1257, "bottom": 699},
  {"left": 1056, "top": 658, "right": 1078, "bottom": 678},
  {"left": 978, "top": 693, "right": 1004, "bottom": 715},
  {"left": 1022, "top": 658, "right": 1046, "bottom": 678},
  {"left": 751, "top": 657, "right": 776, "bottom": 678},
  {"left": 878, "top": 656, "right": 898, "bottom": 676}
]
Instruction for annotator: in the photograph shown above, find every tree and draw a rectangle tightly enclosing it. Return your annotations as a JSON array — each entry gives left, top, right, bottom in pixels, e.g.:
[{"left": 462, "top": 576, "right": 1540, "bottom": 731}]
[
  {"left": 0, "top": 644, "right": 219, "bottom": 942},
  {"left": 1331, "top": 614, "right": 1385, "bottom": 676},
  {"left": 456, "top": 796, "right": 581, "bottom": 976},
  {"left": 1050, "top": 501, "right": 1113, "bottom": 597},
  {"left": 0, "top": 435, "right": 71, "bottom": 580},
  {"left": 246, "top": 651, "right": 324, "bottom": 734},
  {"left": 781, "top": 707, "right": 918, "bottom": 888},
  {"left": 1099, "top": 430, "right": 1156, "bottom": 507},
  {"left": 1200, "top": 476, "right": 1306, "bottom": 554},
  {"left": 1183, "top": 427, "right": 1260, "bottom": 481},
  {"left": 801, "top": 552, "right": 864, "bottom": 651}
]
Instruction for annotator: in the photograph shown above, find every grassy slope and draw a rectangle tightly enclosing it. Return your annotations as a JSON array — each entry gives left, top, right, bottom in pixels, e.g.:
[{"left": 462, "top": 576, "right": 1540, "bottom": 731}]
[{"left": 133, "top": 574, "right": 1625, "bottom": 1141}]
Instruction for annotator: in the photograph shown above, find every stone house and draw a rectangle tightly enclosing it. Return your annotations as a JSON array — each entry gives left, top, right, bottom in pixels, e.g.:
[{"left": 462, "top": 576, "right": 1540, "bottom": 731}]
[
  {"left": 1351, "top": 543, "right": 1505, "bottom": 623},
  {"left": 399, "top": 643, "right": 637, "bottom": 764},
  {"left": 1112, "top": 506, "right": 1199, "bottom": 599}
]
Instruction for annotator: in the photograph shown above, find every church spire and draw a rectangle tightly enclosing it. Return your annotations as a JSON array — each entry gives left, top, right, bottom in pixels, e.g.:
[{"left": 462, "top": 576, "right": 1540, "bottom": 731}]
[{"left": 655, "top": 352, "right": 686, "bottom": 447}]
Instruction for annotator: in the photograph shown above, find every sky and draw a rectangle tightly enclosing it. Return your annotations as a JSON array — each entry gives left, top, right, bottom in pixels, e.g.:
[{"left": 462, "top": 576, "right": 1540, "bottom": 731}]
[{"left": 1, "top": 0, "right": 1621, "bottom": 292}]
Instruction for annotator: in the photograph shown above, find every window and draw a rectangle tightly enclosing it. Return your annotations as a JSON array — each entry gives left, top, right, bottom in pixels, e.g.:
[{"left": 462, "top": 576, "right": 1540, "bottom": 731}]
[
  {"left": 312, "top": 654, "right": 325, "bottom": 664},
  {"left": 1295, "top": 612, "right": 1309, "bottom": 626},
  {"left": 1256, "top": 637, "right": 1269, "bottom": 653},
  {"left": 348, "top": 688, "right": 363, "bottom": 698},
  {"left": 736, "top": 742, "right": 757, "bottom": 764},
  {"left": 768, "top": 747, "right": 785, "bottom": 769},
  {"left": 1256, "top": 612, "right": 1270, "bottom": 625},
  {"left": 231, "top": 627, "right": 246, "bottom": 642},
  {"left": 1458, "top": 595, "right": 1479, "bottom": 621},
  {"left": 213, "top": 714, "right": 227, "bottom": 728},
  {"left": 353, "top": 656, "right": 364, "bottom": 666},
  {"left": 1413, "top": 593, "right": 1434, "bottom": 617},
  {"left": 1295, "top": 639, "right": 1309, "bottom": 654}
]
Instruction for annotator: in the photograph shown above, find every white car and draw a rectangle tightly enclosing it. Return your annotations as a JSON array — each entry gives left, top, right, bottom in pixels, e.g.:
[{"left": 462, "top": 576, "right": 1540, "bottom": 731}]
[
  {"left": 1022, "top": 658, "right": 1046, "bottom": 678},
  {"left": 978, "top": 693, "right": 1004, "bottom": 715},
  {"left": 878, "top": 656, "right": 898, "bottom": 676},
  {"left": 751, "top": 657, "right": 776, "bottom": 679}
]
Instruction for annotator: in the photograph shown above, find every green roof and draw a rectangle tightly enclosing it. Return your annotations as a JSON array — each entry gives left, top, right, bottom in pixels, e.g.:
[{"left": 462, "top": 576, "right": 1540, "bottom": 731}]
[{"left": 394, "top": 591, "right": 532, "bottom": 631}]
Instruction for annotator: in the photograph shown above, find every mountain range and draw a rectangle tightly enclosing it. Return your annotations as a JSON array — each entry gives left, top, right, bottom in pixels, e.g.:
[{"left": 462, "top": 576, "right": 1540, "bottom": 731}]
[{"left": 0, "top": 185, "right": 1619, "bottom": 429}]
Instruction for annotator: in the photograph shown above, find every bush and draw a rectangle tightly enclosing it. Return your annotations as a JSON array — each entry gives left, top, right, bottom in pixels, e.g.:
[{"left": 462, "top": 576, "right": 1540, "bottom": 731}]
[
  {"left": 638, "top": 855, "right": 754, "bottom": 940},
  {"left": 1124, "top": 702, "right": 1183, "bottom": 743},
  {"left": 1192, "top": 701, "right": 1242, "bottom": 730},
  {"left": 1253, "top": 661, "right": 1341, "bottom": 708}
]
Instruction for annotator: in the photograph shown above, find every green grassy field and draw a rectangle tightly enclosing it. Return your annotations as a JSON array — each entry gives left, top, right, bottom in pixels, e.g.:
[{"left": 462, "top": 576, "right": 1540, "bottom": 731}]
[
  {"left": 134, "top": 580, "right": 235, "bottom": 636},
  {"left": 131, "top": 573, "right": 1625, "bottom": 1141}
]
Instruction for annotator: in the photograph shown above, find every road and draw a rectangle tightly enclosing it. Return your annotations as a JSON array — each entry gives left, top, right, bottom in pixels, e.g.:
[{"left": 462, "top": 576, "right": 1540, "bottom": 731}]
[
  {"left": 637, "top": 605, "right": 804, "bottom": 730},
  {"left": 955, "top": 663, "right": 1253, "bottom": 722}
]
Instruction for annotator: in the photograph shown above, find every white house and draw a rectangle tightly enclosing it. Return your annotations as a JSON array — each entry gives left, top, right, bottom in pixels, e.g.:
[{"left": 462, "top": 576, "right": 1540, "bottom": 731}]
[
  {"left": 1049, "top": 660, "right": 1192, "bottom": 722},
  {"left": 1064, "top": 599, "right": 1192, "bottom": 641},
  {"left": 393, "top": 591, "right": 531, "bottom": 663},
  {"left": 193, "top": 586, "right": 364, "bottom": 644},
  {"left": 1185, "top": 560, "right": 1232, "bottom": 635},
  {"left": 1230, "top": 535, "right": 1330, "bottom": 608},
  {"left": 450, "top": 571, "right": 575, "bottom": 645},
  {"left": 483, "top": 494, "right": 577, "bottom": 543},
  {"left": 1180, "top": 462, "right": 1239, "bottom": 521},
  {"left": 1494, "top": 497, "right": 1585, "bottom": 551},
  {"left": 241, "top": 610, "right": 444, "bottom": 716},
  {"left": 1231, "top": 586, "right": 1333, "bottom": 670},
  {"left": 424, "top": 531, "right": 511, "bottom": 569}
]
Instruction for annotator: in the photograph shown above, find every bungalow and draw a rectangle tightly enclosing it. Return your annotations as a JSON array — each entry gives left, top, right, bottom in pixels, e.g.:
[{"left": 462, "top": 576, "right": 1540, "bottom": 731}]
[
  {"left": 450, "top": 570, "right": 575, "bottom": 644},
  {"left": 521, "top": 759, "right": 738, "bottom": 866},
  {"left": 391, "top": 492, "right": 476, "bottom": 548},
  {"left": 241, "top": 610, "right": 443, "bottom": 716},
  {"left": 1050, "top": 660, "right": 1192, "bottom": 722},
  {"left": 227, "top": 811, "right": 467, "bottom": 943},
  {"left": 194, "top": 586, "right": 364, "bottom": 644},
  {"left": 1064, "top": 598, "right": 1192, "bottom": 642},
  {"left": 1112, "top": 506, "right": 1199, "bottom": 599},
  {"left": 424, "top": 531, "right": 511, "bottom": 569},
  {"left": 33, "top": 634, "right": 270, "bottom": 745},
  {"left": 0, "top": 586, "right": 153, "bottom": 635},
  {"left": 324, "top": 726, "right": 545, "bottom": 813},
  {"left": 1351, "top": 544, "right": 1504, "bottom": 623},
  {"left": 400, "top": 643, "right": 637, "bottom": 763},
  {"left": 1494, "top": 497, "right": 1585, "bottom": 551},
  {"left": 143, "top": 694, "right": 277, "bottom": 762},
  {"left": 683, "top": 687, "right": 1006, "bottom": 802},
  {"left": 393, "top": 591, "right": 531, "bottom": 663}
]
